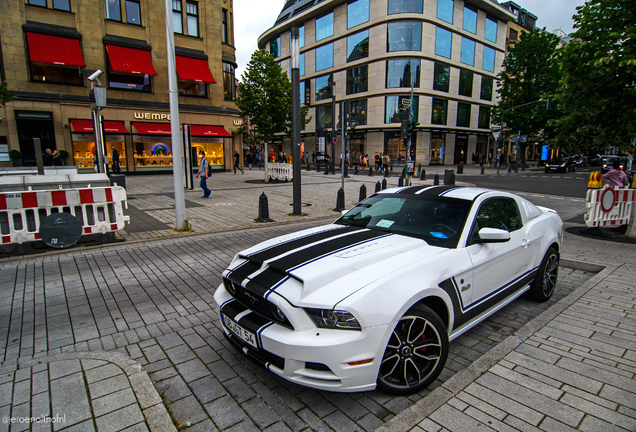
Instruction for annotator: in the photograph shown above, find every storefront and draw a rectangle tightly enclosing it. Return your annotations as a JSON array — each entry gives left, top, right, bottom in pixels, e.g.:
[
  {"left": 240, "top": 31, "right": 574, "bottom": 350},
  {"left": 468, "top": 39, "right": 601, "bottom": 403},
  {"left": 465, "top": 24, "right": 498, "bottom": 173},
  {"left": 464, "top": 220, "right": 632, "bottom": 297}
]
[
  {"left": 384, "top": 131, "right": 415, "bottom": 166},
  {"left": 189, "top": 125, "right": 232, "bottom": 171},
  {"left": 70, "top": 119, "right": 129, "bottom": 172},
  {"left": 454, "top": 135, "right": 468, "bottom": 164},
  {"left": 430, "top": 132, "right": 446, "bottom": 165}
]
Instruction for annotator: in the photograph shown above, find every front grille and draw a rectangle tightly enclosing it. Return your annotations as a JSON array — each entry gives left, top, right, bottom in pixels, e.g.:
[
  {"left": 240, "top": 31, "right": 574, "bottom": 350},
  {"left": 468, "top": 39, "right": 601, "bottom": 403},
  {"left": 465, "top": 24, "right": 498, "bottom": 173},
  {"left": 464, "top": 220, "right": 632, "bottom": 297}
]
[
  {"left": 224, "top": 278, "right": 294, "bottom": 330},
  {"left": 224, "top": 330, "right": 286, "bottom": 371},
  {"left": 305, "top": 362, "right": 332, "bottom": 372}
]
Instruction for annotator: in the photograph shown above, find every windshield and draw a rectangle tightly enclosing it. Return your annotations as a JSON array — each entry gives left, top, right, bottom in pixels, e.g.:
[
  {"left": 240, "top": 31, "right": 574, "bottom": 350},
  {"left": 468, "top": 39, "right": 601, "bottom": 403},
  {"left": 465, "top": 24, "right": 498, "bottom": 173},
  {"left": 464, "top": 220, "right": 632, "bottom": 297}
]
[
  {"left": 549, "top": 157, "right": 567, "bottom": 164},
  {"left": 335, "top": 194, "right": 472, "bottom": 248}
]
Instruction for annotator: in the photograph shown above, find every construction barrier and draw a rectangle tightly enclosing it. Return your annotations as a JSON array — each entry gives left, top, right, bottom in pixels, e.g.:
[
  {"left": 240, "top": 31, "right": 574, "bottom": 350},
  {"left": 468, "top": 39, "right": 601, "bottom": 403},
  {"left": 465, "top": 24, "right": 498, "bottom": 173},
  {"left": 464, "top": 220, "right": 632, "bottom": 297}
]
[
  {"left": 584, "top": 186, "right": 635, "bottom": 228},
  {"left": 266, "top": 163, "right": 293, "bottom": 182},
  {"left": 0, "top": 186, "right": 129, "bottom": 245}
]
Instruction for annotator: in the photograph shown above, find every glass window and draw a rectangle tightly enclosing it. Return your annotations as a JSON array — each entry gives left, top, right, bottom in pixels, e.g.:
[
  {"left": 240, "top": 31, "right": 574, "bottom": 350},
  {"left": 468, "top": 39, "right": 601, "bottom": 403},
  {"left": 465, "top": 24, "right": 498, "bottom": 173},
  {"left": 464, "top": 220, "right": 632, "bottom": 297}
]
[
  {"left": 385, "top": 95, "right": 419, "bottom": 123},
  {"left": 387, "top": 22, "right": 422, "bottom": 52},
  {"left": 347, "top": 66, "right": 368, "bottom": 94},
  {"left": 482, "top": 46, "right": 495, "bottom": 72},
  {"left": 437, "top": 0, "right": 453, "bottom": 23},
  {"left": 435, "top": 27, "right": 452, "bottom": 58},
  {"left": 459, "top": 69, "right": 473, "bottom": 97},
  {"left": 474, "top": 199, "right": 522, "bottom": 233},
  {"left": 222, "top": 9, "right": 228, "bottom": 43},
  {"left": 315, "top": 75, "right": 333, "bottom": 101},
  {"left": 223, "top": 62, "right": 235, "bottom": 100},
  {"left": 316, "top": 105, "right": 333, "bottom": 130},
  {"left": 456, "top": 103, "right": 471, "bottom": 127},
  {"left": 485, "top": 16, "right": 498, "bottom": 42},
  {"left": 316, "top": 12, "right": 334, "bottom": 41},
  {"left": 107, "top": 61, "right": 151, "bottom": 92},
  {"left": 106, "top": 0, "right": 122, "bottom": 20},
  {"left": 386, "top": 59, "right": 420, "bottom": 88},
  {"left": 126, "top": 0, "right": 141, "bottom": 25},
  {"left": 53, "top": 0, "right": 71, "bottom": 11},
  {"left": 463, "top": 6, "right": 477, "bottom": 33},
  {"left": 433, "top": 63, "right": 450, "bottom": 92},
  {"left": 347, "top": 30, "right": 369, "bottom": 62},
  {"left": 28, "top": 0, "right": 47, "bottom": 6},
  {"left": 348, "top": 99, "right": 367, "bottom": 126},
  {"left": 30, "top": 64, "right": 83, "bottom": 85},
  {"left": 178, "top": 80, "right": 206, "bottom": 97},
  {"left": 300, "top": 80, "right": 310, "bottom": 105},
  {"left": 315, "top": 43, "right": 334, "bottom": 71},
  {"left": 270, "top": 36, "right": 280, "bottom": 58},
  {"left": 478, "top": 106, "right": 490, "bottom": 128},
  {"left": 187, "top": 1, "right": 199, "bottom": 37},
  {"left": 480, "top": 76, "right": 493, "bottom": 101},
  {"left": 388, "top": 0, "right": 423, "bottom": 14},
  {"left": 509, "top": 28, "right": 518, "bottom": 41},
  {"left": 300, "top": 53, "right": 305, "bottom": 76},
  {"left": 431, "top": 98, "right": 448, "bottom": 125},
  {"left": 172, "top": 0, "right": 183, "bottom": 34},
  {"left": 461, "top": 37, "right": 475, "bottom": 66},
  {"left": 348, "top": 0, "right": 369, "bottom": 28}
]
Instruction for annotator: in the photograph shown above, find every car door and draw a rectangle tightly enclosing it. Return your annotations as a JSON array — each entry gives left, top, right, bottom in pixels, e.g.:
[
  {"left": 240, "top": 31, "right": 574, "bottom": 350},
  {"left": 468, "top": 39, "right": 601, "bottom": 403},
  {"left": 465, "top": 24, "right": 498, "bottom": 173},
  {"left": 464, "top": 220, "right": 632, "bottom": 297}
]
[{"left": 465, "top": 197, "right": 535, "bottom": 319}]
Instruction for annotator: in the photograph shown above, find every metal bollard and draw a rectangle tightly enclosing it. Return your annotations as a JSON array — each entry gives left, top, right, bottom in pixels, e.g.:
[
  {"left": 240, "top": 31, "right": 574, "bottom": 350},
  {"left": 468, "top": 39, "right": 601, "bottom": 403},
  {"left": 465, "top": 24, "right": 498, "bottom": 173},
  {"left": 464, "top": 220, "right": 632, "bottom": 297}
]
[
  {"left": 359, "top": 184, "right": 367, "bottom": 202},
  {"left": 333, "top": 188, "right": 346, "bottom": 212},
  {"left": 254, "top": 192, "right": 274, "bottom": 222},
  {"left": 444, "top": 169, "right": 455, "bottom": 185},
  {"left": 420, "top": 169, "right": 426, "bottom": 180},
  {"left": 354, "top": 166, "right": 358, "bottom": 175},
  {"left": 481, "top": 166, "right": 485, "bottom": 174},
  {"left": 398, "top": 176, "right": 404, "bottom": 187},
  {"left": 418, "top": 164, "right": 422, "bottom": 174},
  {"left": 434, "top": 173, "right": 440, "bottom": 185},
  {"left": 382, "top": 178, "right": 387, "bottom": 190},
  {"left": 384, "top": 167, "right": 390, "bottom": 178},
  {"left": 375, "top": 181, "right": 381, "bottom": 193},
  {"left": 368, "top": 166, "right": 373, "bottom": 177},
  {"left": 457, "top": 164, "right": 464, "bottom": 174},
  {"left": 316, "top": 163, "right": 321, "bottom": 172},
  {"left": 306, "top": 161, "right": 310, "bottom": 171}
]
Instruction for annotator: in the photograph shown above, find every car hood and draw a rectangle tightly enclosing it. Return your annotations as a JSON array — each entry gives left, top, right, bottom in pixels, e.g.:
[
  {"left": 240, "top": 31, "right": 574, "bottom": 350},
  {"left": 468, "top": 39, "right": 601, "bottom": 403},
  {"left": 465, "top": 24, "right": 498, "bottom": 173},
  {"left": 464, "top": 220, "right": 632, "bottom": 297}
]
[{"left": 224, "top": 224, "right": 447, "bottom": 307}]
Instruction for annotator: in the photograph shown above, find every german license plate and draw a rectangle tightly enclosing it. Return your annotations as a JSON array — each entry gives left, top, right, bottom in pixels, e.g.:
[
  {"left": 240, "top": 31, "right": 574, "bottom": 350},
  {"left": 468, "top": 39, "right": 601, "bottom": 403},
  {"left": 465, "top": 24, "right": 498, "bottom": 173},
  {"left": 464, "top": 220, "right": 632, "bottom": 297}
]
[{"left": 224, "top": 315, "right": 257, "bottom": 348}]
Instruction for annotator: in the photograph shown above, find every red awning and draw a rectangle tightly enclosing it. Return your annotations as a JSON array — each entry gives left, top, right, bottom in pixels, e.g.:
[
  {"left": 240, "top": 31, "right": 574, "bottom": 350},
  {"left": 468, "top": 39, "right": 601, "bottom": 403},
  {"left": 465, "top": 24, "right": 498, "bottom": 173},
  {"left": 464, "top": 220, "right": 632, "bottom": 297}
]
[
  {"left": 106, "top": 45, "right": 157, "bottom": 76},
  {"left": 175, "top": 56, "right": 216, "bottom": 84},
  {"left": 190, "top": 125, "right": 232, "bottom": 137},
  {"left": 133, "top": 122, "right": 171, "bottom": 135},
  {"left": 26, "top": 32, "right": 85, "bottom": 67},
  {"left": 70, "top": 120, "right": 129, "bottom": 134}
]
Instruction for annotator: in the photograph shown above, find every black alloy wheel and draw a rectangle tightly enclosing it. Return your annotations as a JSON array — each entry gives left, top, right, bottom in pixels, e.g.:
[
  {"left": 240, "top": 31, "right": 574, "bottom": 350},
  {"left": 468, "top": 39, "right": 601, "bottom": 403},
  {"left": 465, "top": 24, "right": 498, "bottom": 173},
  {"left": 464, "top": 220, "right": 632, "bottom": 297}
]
[
  {"left": 376, "top": 305, "right": 448, "bottom": 395},
  {"left": 527, "top": 247, "right": 559, "bottom": 302}
]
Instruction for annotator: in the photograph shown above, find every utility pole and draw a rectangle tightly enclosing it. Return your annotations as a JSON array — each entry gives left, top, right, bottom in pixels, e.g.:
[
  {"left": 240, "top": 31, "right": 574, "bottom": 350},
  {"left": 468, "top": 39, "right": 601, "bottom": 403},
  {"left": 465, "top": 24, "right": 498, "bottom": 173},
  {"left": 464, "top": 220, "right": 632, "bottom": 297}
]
[{"left": 291, "top": 27, "right": 301, "bottom": 215}]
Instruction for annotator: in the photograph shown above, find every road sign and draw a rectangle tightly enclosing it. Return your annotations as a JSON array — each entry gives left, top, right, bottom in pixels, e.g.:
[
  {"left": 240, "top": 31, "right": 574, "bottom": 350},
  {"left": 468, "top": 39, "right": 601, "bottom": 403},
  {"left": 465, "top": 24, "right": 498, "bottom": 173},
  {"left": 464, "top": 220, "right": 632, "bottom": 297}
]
[
  {"left": 490, "top": 125, "right": 502, "bottom": 131},
  {"left": 401, "top": 99, "right": 412, "bottom": 108},
  {"left": 332, "top": 137, "right": 337, "bottom": 144},
  {"left": 492, "top": 131, "right": 501, "bottom": 140}
]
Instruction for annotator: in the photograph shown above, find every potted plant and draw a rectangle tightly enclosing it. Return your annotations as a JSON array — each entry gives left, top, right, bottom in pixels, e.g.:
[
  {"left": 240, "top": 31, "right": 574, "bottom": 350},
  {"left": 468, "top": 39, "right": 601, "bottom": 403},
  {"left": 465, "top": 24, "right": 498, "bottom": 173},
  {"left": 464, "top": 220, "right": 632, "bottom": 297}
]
[{"left": 8, "top": 149, "right": 22, "bottom": 167}]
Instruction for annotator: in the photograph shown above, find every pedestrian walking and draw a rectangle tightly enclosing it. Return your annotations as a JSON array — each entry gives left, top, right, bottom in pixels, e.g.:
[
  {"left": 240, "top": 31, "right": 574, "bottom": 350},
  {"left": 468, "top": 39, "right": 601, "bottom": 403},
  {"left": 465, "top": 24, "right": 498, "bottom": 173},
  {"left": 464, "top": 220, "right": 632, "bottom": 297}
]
[
  {"left": 234, "top": 151, "right": 244, "bottom": 175},
  {"left": 195, "top": 151, "right": 211, "bottom": 198},
  {"left": 246, "top": 153, "right": 252, "bottom": 170}
]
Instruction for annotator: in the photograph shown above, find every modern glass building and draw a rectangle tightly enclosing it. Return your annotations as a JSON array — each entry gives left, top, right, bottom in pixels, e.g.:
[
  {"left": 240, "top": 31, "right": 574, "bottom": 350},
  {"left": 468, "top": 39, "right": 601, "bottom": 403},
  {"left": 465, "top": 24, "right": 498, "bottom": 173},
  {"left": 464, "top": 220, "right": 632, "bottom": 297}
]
[{"left": 258, "top": 0, "right": 515, "bottom": 165}]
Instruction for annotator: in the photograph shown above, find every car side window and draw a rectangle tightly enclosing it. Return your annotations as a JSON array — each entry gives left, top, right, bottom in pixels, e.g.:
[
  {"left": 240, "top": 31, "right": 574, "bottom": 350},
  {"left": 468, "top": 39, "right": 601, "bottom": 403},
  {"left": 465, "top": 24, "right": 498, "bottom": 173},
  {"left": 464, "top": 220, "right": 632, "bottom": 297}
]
[{"left": 474, "top": 198, "right": 523, "bottom": 232}]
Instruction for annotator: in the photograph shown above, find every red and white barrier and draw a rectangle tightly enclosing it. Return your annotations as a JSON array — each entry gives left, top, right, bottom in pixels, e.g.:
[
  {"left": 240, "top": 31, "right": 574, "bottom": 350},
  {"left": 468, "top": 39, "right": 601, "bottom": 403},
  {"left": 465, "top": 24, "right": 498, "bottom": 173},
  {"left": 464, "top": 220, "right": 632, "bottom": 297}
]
[
  {"left": 585, "top": 187, "right": 635, "bottom": 228},
  {"left": 0, "top": 186, "right": 129, "bottom": 244}
]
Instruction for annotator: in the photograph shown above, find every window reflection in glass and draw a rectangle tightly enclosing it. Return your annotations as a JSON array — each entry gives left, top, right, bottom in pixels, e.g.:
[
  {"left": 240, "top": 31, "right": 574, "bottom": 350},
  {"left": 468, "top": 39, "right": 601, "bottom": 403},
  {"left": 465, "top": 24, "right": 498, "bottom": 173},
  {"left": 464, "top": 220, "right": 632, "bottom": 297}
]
[
  {"left": 300, "top": 53, "right": 305, "bottom": 76},
  {"left": 223, "top": 62, "right": 235, "bottom": 100},
  {"left": 126, "top": 0, "right": 141, "bottom": 25},
  {"left": 431, "top": 98, "right": 448, "bottom": 125},
  {"left": 480, "top": 76, "right": 493, "bottom": 100},
  {"left": 172, "top": 0, "right": 182, "bottom": 33},
  {"left": 478, "top": 106, "right": 490, "bottom": 128},
  {"left": 388, "top": 0, "right": 422, "bottom": 14},
  {"left": 270, "top": 37, "right": 280, "bottom": 58},
  {"left": 348, "top": 99, "right": 367, "bottom": 125},
  {"left": 348, "top": 0, "right": 369, "bottom": 28},
  {"left": 106, "top": 0, "right": 121, "bottom": 20},
  {"left": 347, "top": 30, "right": 369, "bottom": 62},
  {"left": 482, "top": 46, "right": 495, "bottom": 72},
  {"left": 300, "top": 80, "right": 311, "bottom": 105},
  {"left": 316, "top": 43, "right": 334, "bottom": 71},
  {"left": 386, "top": 59, "right": 420, "bottom": 88},
  {"left": 387, "top": 22, "right": 422, "bottom": 52},
  {"left": 178, "top": 80, "right": 206, "bottom": 97},
  {"left": 30, "top": 64, "right": 82, "bottom": 85},
  {"left": 459, "top": 69, "right": 473, "bottom": 97},
  {"left": 433, "top": 63, "right": 450, "bottom": 92},
  {"left": 385, "top": 95, "right": 419, "bottom": 123},
  {"left": 457, "top": 103, "right": 471, "bottom": 127},
  {"left": 291, "top": 26, "right": 305, "bottom": 50},
  {"left": 29, "top": 0, "right": 47, "bottom": 6},
  {"left": 108, "top": 71, "right": 151, "bottom": 92},
  {"left": 463, "top": 6, "right": 477, "bottom": 33},
  {"left": 53, "top": 0, "right": 71, "bottom": 11},
  {"left": 347, "top": 66, "right": 368, "bottom": 95},
  {"left": 437, "top": 0, "right": 453, "bottom": 23},
  {"left": 315, "top": 75, "right": 333, "bottom": 101},
  {"left": 222, "top": 9, "right": 228, "bottom": 43},
  {"left": 461, "top": 37, "right": 475, "bottom": 66},
  {"left": 316, "top": 105, "right": 333, "bottom": 130},
  {"left": 187, "top": 1, "right": 198, "bottom": 37},
  {"left": 485, "top": 16, "right": 498, "bottom": 42},
  {"left": 435, "top": 27, "right": 452, "bottom": 58},
  {"left": 316, "top": 12, "right": 334, "bottom": 41}
]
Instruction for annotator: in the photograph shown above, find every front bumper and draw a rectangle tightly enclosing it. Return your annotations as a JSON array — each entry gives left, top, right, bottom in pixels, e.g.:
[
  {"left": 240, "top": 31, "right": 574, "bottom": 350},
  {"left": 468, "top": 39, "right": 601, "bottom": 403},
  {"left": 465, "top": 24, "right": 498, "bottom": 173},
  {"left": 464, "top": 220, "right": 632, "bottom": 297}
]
[{"left": 214, "top": 283, "right": 390, "bottom": 392}]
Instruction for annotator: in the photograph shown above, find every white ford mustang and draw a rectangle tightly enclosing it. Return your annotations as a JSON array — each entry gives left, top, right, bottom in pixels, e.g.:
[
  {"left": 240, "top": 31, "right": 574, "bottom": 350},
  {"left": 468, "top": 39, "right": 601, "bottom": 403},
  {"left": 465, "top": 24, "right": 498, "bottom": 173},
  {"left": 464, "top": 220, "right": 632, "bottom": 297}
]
[{"left": 214, "top": 186, "right": 563, "bottom": 395}]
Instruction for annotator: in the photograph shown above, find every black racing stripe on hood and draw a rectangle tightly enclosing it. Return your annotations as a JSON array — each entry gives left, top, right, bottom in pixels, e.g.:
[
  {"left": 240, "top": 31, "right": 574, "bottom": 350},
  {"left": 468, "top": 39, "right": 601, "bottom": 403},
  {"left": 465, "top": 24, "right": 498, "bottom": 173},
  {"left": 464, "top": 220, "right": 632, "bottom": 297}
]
[
  {"left": 246, "top": 225, "right": 358, "bottom": 264},
  {"left": 227, "top": 260, "right": 262, "bottom": 284},
  {"left": 245, "top": 269, "right": 288, "bottom": 297},
  {"left": 395, "top": 186, "right": 426, "bottom": 195},
  {"left": 418, "top": 186, "right": 461, "bottom": 196}
]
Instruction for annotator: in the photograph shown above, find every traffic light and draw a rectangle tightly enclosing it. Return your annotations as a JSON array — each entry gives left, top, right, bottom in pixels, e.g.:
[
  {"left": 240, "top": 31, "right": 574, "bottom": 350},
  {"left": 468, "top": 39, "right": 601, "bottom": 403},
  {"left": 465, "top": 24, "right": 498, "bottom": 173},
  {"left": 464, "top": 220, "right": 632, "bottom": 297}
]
[
  {"left": 406, "top": 120, "right": 419, "bottom": 138},
  {"left": 400, "top": 120, "right": 408, "bottom": 140}
]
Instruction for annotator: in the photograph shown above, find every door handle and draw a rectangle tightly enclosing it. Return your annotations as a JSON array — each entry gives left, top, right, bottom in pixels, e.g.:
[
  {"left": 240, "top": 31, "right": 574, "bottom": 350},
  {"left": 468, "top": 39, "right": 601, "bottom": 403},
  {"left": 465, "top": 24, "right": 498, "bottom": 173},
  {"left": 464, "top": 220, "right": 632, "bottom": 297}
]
[{"left": 521, "top": 239, "right": 531, "bottom": 248}]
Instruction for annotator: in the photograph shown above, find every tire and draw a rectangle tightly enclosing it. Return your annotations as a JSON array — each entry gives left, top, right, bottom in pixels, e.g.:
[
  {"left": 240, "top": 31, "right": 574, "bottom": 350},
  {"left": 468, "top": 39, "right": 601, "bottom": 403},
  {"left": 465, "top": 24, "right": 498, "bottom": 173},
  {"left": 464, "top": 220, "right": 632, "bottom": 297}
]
[
  {"left": 376, "top": 305, "right": 449, "bottom": 395},
  {"left": 527, "top": 247, "right": 559, "bottom": 302}
]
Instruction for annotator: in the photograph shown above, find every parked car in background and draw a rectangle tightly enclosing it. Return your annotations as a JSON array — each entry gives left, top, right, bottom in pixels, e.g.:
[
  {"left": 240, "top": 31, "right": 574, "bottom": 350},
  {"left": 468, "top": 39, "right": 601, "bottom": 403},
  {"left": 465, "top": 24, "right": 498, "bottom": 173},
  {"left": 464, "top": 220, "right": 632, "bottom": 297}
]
[
  {"left": 573, "top": 156, "right": 588, "bottom": 168},
  {"left": 585, "top": 155, "right": 603, "bottom": 166},
  {"left": 545, "top": 156, "right": 577, "bottom": 173}
]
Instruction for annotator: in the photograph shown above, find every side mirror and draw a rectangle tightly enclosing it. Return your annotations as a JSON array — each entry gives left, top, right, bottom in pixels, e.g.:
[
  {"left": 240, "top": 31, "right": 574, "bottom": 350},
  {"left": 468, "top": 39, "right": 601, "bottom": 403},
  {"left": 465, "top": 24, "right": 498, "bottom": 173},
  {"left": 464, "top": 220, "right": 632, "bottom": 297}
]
[{"left": 476, "top": 227, "right": 511, "bottom": 243}]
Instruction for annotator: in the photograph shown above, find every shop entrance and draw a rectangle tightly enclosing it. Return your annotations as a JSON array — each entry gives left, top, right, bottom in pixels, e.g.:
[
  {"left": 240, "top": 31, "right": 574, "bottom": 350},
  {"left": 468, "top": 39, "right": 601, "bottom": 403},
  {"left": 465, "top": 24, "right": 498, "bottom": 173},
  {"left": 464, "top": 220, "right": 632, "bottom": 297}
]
[
  {"left": 454, "top": 135, "right": 468, "bottom": 164},
  {"left": 430, "top": 133, "right": 445, "bottom": 165},
  {"left": 15, "top": 111, "right": 56, "bottom": 166}
]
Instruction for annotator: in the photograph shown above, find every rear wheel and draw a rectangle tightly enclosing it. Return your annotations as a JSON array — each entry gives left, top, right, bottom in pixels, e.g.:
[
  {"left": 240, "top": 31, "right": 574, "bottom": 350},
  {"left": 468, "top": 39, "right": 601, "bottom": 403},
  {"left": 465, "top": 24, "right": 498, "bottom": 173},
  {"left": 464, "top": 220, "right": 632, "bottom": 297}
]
[
  {"left": 527, "top": 247, "right": 559, "bottom": 302},
  {"left": 376, "top": 305, "right": 448, "bottom": 395}
]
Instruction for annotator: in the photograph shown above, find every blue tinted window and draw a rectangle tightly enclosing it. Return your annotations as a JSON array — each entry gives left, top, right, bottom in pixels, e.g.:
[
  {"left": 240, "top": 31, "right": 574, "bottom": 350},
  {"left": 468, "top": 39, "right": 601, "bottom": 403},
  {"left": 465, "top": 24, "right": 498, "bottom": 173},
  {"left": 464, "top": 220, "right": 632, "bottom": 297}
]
[
  {"left": 461, "top": 37, "right": 475, "bottom": 66},
  {"left": 347, "top": 30, "right": 369, "bottom": 62},
  {"left": 316, "top": 43, "right": 334, "bottom": 71},
  {"left": 348, "top": 0, "right": 369, "bottom": 28},
  {"left": 388, "top": 0, "right": 423, "bottom": 14},
  {"left": 386, "top": 59, "right": 420, "bottom": 88},
  {"left": 385, "top": 95, "right": 419, "bottom": 123},
  {"left": 300, "top": 53, "right": 305, "bottom": 76},
  {"left": 435, "top": 27, "right": 452, "bottom": 58},
  {"left": 437, "top": 0, "right": 453, "bottom": 23},
  {"left": 387, "top": 22, "right": 422, "bottom": 52},
  {"left": 270, "top": 37, "right": 280, "bottom": 58},
  {"left": 315, "top": 75, "right": 333, "bottom": 101},
  {"left": 463, "top": 6, "right": 477, "bottom": 33},
  {"left": 347, "top": 66, "right": 368, "bottom": 94},
  {"left": 316, "top": 12, "right": 334, "bottom": 41},
  {"left": 482, "top": 46, "right": 495, "bottom": 72},
  {"left": 485, "top": 17, "right": 497, "bottom": 42}
]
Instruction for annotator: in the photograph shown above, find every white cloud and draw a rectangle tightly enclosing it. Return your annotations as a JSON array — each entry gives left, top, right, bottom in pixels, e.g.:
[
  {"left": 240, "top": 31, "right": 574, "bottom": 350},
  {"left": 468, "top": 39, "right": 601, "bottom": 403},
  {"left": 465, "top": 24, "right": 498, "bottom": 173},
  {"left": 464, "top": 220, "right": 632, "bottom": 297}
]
[{"left": 507, "top": 0, "right": 584, "bottom": 34}]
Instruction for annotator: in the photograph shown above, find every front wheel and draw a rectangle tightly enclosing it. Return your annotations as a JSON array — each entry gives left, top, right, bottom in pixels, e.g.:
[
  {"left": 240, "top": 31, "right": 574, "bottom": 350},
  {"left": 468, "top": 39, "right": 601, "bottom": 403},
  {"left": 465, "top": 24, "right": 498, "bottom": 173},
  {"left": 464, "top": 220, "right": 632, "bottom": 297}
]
[
  {"left": 376, "top": 305, "right": 449, "bottom": 395},
  {"left": 527, "top": 247, "right": 559, "bottom": 302}
]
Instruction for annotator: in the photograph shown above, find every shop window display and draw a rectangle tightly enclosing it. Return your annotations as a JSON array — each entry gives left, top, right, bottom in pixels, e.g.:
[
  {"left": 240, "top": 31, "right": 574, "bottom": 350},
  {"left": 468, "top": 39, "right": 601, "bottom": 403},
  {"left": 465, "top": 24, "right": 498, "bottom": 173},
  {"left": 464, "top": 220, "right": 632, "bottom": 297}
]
[
  {"left": 191, "top": 138, "right": 225, "bottom": 169},
  {"left": 72, "top": 133, "right": 126, "bottom": 172}
]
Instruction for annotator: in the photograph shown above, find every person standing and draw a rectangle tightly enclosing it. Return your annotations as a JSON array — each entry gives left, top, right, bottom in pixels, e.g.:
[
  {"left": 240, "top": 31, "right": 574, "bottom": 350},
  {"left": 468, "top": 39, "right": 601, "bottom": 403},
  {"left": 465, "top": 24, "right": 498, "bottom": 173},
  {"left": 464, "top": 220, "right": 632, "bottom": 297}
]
[
  {"left": 233, "top": 151, "right": 244, "bottom": 174},
  {"left": 195, "top": 151, "right": 211, "bottom": 198},
  {"left": 52, "top": 150, "right": 64, "bottom": 166},
  {"left": 246, "top": 152, "right": 252, "bottom": 170},
  {"left": 43, "top": 148, "right": 53, "bottom": 166},
  {"left": 324, "top": 153, "right": 331, "bottom": 174},
  {"left": 397, "top": 153, "right": 402, "bottom": 167},
  {"left": 603, "top": 160, "right": 628, "bottom": 187},
  {"left": 111, "top": 146, "right": 121, "bottom": 173}
]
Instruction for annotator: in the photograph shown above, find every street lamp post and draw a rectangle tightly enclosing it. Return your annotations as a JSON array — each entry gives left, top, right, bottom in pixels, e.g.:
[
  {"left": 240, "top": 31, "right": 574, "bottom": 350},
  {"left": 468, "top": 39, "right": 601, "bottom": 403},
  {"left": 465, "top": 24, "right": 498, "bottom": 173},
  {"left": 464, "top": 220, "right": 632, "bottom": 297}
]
[{"left": 291, "top": 26, "right": 302, "bottom": 215}]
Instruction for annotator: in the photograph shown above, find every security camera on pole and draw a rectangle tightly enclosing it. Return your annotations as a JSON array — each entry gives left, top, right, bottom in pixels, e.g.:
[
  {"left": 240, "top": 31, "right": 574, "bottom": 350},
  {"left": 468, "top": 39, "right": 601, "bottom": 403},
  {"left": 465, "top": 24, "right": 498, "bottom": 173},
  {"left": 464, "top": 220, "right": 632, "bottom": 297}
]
[{"left": 83, "top": 69, "right": 107, "bottom": 174}]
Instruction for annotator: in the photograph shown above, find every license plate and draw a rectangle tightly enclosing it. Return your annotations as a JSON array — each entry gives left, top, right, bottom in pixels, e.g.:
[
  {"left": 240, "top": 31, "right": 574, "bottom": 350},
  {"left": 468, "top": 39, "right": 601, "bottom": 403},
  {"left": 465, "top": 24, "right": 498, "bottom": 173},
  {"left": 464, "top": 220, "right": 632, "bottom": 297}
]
[{"left": 224, "top": 315, "right": 258, "bottom": 348}]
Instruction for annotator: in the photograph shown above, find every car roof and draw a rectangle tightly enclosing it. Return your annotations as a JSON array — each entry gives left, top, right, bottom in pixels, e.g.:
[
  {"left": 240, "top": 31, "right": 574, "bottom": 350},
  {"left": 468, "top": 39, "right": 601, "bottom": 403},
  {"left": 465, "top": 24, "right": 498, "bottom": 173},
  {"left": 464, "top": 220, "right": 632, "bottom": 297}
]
[{"left": 378, "top": 185, "right": 497, "bottom": 201}]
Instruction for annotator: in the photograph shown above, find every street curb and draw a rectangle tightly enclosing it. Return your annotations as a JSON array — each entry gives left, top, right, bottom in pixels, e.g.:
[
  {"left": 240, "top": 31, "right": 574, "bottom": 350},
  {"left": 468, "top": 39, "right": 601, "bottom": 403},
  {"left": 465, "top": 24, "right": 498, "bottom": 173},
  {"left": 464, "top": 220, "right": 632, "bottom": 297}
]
[
  {"left": 2, "top": 352, "right": 177, "bottom": 432},
  {"left": 377, "top": 261, "right": 617, "bottom": 432}
]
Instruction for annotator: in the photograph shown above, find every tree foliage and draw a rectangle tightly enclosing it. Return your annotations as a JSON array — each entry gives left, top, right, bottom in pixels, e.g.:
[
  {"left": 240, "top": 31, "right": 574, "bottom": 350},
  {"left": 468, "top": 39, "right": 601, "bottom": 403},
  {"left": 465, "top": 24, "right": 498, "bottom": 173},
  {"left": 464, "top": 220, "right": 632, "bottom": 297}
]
[
  {"left": 236, "top": 50, "right": 309, "bottom": 147},
  {"left": 492, "top": 30, "right": 562, "bottom": 161},
  {"left": 549, "top": 0, "right": 636, "bottom": 153},
  {"left": 0, "top": 81, "right": 17, "bottom": 106}
]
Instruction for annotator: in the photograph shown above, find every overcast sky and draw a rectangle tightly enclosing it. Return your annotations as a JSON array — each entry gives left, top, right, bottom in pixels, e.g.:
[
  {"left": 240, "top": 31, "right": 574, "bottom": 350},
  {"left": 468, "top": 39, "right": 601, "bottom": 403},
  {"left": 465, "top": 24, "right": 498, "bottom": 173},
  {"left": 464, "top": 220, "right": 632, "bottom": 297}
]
[{"left": 233, "top": 0, "right": 587, "bottom": 80}]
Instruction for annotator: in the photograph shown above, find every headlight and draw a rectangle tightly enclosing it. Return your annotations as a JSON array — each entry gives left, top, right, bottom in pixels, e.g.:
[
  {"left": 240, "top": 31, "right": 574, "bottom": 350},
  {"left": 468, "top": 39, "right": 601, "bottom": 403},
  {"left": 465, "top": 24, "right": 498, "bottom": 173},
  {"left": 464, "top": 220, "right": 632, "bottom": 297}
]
[
  {"left": 305, "top": 309, "right": 361, "bottom": 330},
  {"left": 560, "top": 163, "right": 566, "bottom": 167},
  {"left": 269, "top": 303, "right": 287, "bottom": 323}
]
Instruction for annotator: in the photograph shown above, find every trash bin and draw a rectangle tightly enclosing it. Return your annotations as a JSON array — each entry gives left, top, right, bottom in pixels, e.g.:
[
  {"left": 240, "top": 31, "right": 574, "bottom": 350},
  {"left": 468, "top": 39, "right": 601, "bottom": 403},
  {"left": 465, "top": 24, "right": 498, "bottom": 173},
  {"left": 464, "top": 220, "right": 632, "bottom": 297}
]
[
  {"left": 457, "top": 164, "right": 464, "bottom": 174},
  {"left": 444, "top": 169, "right": 455, "bottom": 185}
]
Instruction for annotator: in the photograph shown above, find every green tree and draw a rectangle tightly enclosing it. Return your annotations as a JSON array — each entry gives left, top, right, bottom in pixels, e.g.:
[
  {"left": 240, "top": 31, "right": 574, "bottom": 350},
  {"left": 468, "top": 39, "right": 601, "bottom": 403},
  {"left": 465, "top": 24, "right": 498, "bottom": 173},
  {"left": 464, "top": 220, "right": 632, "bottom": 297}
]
[
  {"left": 236, "top": 50, "right": 309, "bottom": 149},
  {"left": 0, "top": 81, "right": 17, "bottom": 106},
  {"left": 549, "top": 0, "right": 636, "bottom": 153},
  {"left": 492, "top": 30, "right": 562, "bottom": 163}
]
